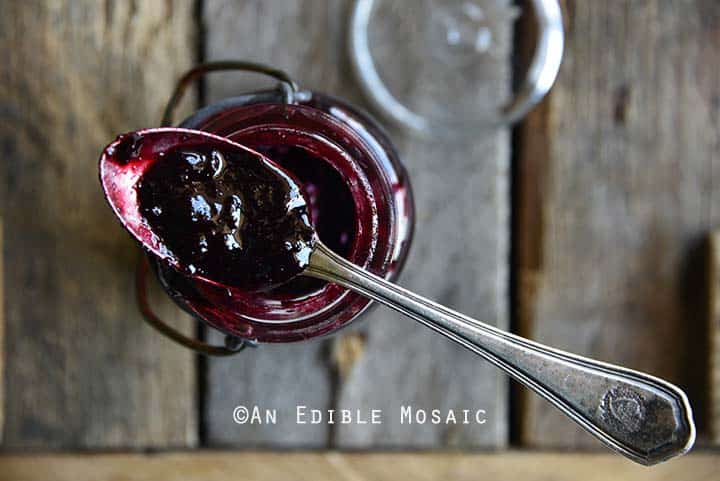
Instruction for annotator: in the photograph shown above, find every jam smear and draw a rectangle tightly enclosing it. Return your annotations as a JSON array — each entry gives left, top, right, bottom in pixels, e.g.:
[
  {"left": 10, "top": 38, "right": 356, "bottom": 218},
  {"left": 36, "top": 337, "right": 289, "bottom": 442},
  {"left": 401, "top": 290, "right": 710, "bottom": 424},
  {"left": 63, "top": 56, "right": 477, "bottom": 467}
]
[{"left": 103, "top": 129, "right": 316, "bottom": 291}]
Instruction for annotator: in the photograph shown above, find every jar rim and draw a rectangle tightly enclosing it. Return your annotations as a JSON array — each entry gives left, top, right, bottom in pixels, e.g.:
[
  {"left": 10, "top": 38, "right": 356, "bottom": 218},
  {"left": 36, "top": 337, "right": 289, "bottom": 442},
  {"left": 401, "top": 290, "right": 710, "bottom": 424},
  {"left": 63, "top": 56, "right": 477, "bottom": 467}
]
[{"left": 155, "top": 95, "right": 413, "bottom": 342}]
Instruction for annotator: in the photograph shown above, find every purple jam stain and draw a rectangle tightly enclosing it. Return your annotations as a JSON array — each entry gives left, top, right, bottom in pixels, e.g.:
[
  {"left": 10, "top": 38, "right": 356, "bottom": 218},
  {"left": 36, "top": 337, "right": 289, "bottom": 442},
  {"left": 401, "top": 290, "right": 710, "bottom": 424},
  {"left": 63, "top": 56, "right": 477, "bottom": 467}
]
[
  {"left": 105, "top": 130, "right": 316, "bottom": 292},
  {"left": 107, "top": 131, "right": 144, "bottom": 163}
]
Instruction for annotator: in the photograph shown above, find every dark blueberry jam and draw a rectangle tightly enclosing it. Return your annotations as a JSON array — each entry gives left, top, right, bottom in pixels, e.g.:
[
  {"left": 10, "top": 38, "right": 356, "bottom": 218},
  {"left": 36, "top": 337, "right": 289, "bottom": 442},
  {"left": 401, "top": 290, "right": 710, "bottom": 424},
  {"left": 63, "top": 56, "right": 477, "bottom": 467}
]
[
  {"left": 256, "top": 144, "right": 356, "bottom": 295},
  {"left": 102, "top": 129, "right": 316, "bottom": 291}
]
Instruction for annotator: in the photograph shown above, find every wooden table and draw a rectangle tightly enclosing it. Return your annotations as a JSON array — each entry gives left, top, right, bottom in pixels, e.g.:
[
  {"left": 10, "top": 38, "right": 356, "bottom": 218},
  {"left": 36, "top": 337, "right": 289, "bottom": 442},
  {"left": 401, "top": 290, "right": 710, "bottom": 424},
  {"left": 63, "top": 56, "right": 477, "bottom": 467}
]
[{"left": 0, "top": 0, "right": 718, "bottom": 478}]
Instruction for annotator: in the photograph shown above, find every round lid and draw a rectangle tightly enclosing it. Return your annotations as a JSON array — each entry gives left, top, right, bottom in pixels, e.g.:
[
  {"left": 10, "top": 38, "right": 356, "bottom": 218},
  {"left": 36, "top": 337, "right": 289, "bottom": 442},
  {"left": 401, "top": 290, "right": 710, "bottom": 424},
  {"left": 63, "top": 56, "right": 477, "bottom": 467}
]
[{"left": 349, "top": 0, "right": 564, "bottom": 137}]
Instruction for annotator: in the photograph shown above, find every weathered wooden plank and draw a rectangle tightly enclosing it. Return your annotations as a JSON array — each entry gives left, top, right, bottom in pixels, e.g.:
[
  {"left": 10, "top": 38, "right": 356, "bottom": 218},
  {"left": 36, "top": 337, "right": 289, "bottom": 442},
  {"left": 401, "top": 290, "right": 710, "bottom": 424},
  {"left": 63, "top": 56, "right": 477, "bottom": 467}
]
[
  {"left": 0, "top": 0, "right": 198, "bottom": 447},
  {"left": 517, "top": 0, "right": 720, "bottom": 447},
  {"left": 0, "top": 218, "right": 4, "bottom": 443},
  {"left": 203, "top": 0, "right": 510, "bottom": 447},
  {"left": 709, "top": 232, "right": 720, "bottom": 443},
  {"left": 331, "top": 0, "right": 512, "bottom": 448},
  {"left": 202, "top": 0, "right": 345, "bottom": 447},
  {"left": 0, "top": 452, "right": 717, "bottom": 481}
]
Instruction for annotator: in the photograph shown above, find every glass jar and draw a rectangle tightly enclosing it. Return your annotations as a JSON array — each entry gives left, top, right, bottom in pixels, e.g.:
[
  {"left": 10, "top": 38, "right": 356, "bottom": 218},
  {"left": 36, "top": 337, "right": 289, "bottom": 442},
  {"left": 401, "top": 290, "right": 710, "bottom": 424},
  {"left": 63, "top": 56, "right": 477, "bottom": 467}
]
[{"left": 139, "top": 62, "right": 414, "bottom": 348}]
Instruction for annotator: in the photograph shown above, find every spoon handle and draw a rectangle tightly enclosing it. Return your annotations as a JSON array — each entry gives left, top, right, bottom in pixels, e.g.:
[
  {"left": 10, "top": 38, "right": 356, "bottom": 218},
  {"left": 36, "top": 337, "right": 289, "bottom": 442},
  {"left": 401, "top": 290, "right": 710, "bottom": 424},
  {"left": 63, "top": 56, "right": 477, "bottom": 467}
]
[{"left": 306, "top": 242, "right": 695, "bottom": 465}]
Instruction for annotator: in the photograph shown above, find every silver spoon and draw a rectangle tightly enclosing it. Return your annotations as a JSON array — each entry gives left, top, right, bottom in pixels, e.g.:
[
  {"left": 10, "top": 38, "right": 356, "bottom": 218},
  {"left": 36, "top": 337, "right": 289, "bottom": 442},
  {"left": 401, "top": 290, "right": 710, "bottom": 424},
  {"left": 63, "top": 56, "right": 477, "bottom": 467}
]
[
  {"left": 305, "top": 240, "right": 695, "bottom": 466},
  {"left": 100, "top": 128, "right": 694, "bottom": 466}
]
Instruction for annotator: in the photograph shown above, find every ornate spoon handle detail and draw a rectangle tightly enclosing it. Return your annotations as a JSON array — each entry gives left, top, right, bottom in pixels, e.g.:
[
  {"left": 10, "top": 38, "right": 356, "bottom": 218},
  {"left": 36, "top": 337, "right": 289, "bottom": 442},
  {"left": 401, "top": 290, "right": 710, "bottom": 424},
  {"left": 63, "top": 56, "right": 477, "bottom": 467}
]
[{"left": 306, "top": 242, "right": 695, "bottom": 466}]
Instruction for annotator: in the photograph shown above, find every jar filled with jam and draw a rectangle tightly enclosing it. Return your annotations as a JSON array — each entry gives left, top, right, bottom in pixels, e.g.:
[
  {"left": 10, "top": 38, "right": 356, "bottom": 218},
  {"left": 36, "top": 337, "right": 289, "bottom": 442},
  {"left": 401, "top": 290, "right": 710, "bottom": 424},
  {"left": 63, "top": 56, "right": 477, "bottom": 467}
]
[{"left": 136, "top": 62, "right": 414, "bottom": 351}]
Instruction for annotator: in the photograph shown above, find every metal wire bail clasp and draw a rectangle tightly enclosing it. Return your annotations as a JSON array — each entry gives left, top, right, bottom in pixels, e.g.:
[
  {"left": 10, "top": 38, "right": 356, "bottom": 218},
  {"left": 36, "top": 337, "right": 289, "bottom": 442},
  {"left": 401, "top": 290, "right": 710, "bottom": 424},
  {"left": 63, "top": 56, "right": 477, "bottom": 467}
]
[{"left": 161, "top": 60, "right": 299, "bottom": 126}]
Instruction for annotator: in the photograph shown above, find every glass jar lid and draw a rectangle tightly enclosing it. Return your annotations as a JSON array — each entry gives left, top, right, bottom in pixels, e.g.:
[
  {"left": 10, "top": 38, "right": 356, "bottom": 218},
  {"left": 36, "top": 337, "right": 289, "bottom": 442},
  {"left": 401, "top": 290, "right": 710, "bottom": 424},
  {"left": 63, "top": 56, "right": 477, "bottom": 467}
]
[{"left": 349, "top": 0, "right": 564, "bottom": 137}]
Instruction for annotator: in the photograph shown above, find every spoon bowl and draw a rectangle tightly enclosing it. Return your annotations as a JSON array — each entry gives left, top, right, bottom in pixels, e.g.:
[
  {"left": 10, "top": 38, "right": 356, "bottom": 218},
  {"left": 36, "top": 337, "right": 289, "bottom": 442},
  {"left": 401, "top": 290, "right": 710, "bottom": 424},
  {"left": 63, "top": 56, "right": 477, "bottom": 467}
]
[
  {"left": 100, "top": 129, "right": 244, "bottom": 269},
  {"left": 100, "top": 128, "right": 315, "bottom": 291}
]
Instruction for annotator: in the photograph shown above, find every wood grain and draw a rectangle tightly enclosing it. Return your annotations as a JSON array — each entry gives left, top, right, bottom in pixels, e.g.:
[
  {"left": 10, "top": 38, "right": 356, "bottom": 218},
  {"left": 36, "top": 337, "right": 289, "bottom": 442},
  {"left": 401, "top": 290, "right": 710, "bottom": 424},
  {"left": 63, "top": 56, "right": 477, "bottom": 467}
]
[
  {"left": 202, "top": 0, "right": 511, "bottom": 447},
  {"left": 0, "top": 218, "right": 4, "bottom": 443},
  {"left": 710, "top": 232, "right": 720, "bottom": 443},
  {"left": 201, "top": 0, "right": 344, "bottom": 448},
  {"left": 0, "top": 452, "right": 717, "bottom": 481},
  {"left": 332, "top": 0, "right": 512, "bottom": 448},
  {"left": 516, "top": 0, "right": 720, "bottom": 447},
  {"left": 0, "top": 0, "right": 198, "bottom": 447}
]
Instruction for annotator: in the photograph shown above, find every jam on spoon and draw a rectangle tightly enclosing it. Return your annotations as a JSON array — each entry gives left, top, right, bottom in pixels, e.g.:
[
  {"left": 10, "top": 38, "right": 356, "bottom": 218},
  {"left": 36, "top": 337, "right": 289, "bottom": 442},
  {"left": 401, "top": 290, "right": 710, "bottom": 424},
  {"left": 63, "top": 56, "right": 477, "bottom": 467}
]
[
  {"left": 100, "top": 128, "right": 694, "bottom": 466},
  {"left": 101, "top": 128, "right": 315, "bottom": 291}
]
